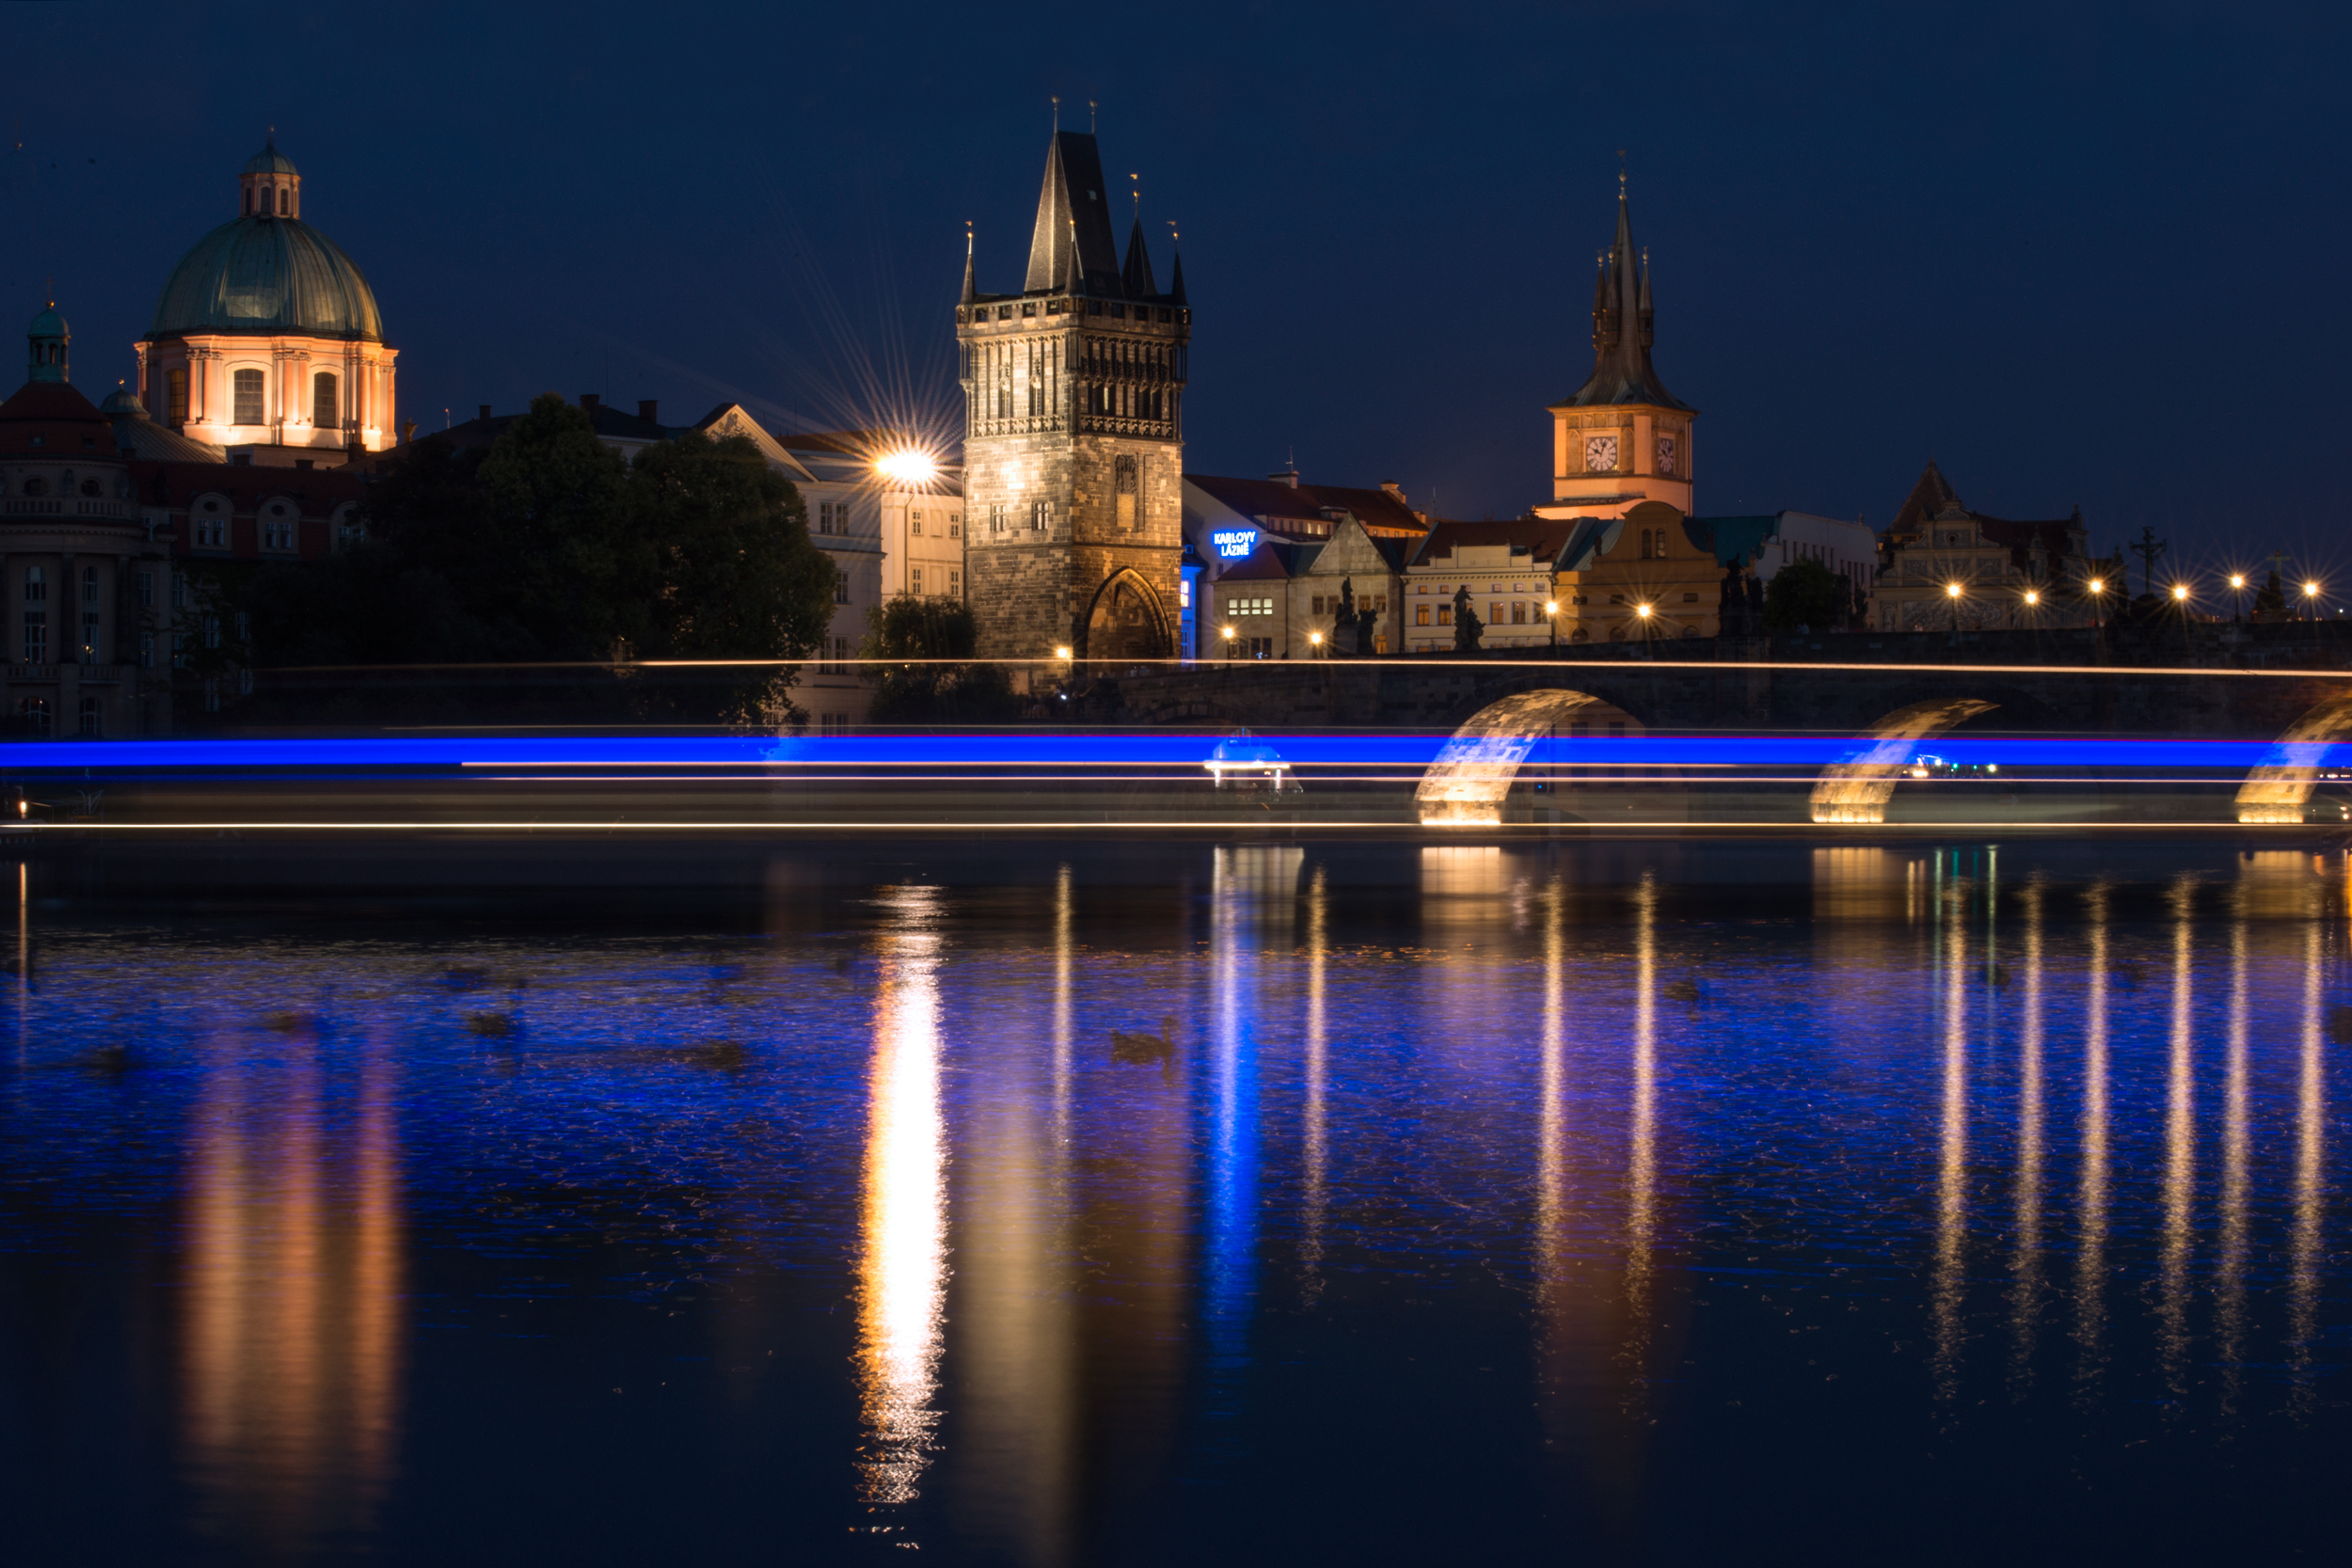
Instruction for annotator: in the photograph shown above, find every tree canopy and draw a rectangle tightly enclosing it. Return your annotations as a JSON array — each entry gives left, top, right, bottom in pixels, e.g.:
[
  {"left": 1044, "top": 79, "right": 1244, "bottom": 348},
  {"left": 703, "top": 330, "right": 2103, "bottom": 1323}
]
[
  {"left": 249, "top": 393, "right": 835, "bottom": 724},
  {"left": 1761, "top": 557, "right": 1846, "bottom": 633},
  {"left": 858, "top": 594, "right": 1021, "bottom": 724}
]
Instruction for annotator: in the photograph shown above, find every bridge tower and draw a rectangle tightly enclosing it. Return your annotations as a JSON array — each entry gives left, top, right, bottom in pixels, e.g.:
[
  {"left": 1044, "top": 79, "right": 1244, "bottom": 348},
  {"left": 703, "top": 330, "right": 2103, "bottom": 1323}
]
[{"left": 958, "top": 129, "right": 1190, "bottom": 662}]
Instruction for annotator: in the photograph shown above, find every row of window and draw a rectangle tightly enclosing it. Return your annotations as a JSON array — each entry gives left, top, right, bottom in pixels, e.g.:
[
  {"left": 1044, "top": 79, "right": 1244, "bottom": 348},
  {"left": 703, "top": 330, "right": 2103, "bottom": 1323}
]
[
  {"left": 15, "top": 697, "right": 105, "bottom": 737},
  {"left": 968, "top": 301, "right": 1182, "bottom": 324},
  {"left": 905, "top": 568, "right": 961, "bottom": 596},
  {"left": 159, "top": 367, "right": 343, "bottom": 428}
]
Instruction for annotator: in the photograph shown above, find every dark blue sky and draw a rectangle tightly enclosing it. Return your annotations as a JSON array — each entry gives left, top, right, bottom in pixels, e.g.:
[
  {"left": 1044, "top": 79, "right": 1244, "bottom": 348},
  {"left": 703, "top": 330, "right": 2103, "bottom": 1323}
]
[{"left": 6, "top": 2, "right": 2343, "bottom": 574}]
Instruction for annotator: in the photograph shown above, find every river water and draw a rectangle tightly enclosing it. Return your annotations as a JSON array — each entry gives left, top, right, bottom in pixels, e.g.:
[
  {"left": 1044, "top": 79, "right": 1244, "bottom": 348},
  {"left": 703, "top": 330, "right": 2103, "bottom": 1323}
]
[{"left": 2, "top": 837, "right": 2347, "bottom": 1562}]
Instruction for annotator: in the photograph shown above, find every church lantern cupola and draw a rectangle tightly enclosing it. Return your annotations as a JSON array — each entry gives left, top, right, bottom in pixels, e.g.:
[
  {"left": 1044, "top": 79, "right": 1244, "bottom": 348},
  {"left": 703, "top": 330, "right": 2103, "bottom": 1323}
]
[
  {"left": 239, "top": 137, "right": 302, "bottom": 219},
  {"left": 25, "top": 301, "right": 69, "bottom": 383}
]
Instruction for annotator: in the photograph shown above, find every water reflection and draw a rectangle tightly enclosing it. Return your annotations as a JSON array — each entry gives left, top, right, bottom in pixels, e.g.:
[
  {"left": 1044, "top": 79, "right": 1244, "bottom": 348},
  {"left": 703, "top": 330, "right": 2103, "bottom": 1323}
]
[
  {"left": 2158, "top": 877, "right": 2197, "bottom": 1398},
  {"left": 2291, "top": 920, "right": 2327, "bottom": 1416},
  {"left": 1624, "top": 871, "right": 1659, "bottom": 1412},
  {"left": 2216, "top": 918, "right": 2251, "bottom": 1414},
  {"left": 954, "top": 872, "right": 1076, "bottom": 1562},
  {"left": 181, "top": 1024, "right": 404, "bottom": 1548},
  {"left": 1302, "top": 863, "right": 1329, "bottom": 1298},
  {"left": 857, "top": 885, "right": 947, "bottom": 1505},
  {"left": 2009, "top": 879, "right": 2045, "bottom": 1392},
  {"left": 2074, "top": 882, "right": 2112, "bottom": 1397},
  {"left": 1931, "top": 859, "right": 1967, "bottom": 1401}
]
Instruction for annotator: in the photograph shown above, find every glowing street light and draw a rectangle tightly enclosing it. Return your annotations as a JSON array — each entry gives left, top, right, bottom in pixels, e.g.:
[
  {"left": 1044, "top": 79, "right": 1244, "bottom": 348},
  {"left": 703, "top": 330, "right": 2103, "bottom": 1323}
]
[
  {"left": 1945, "top": 579, "right": 1964, "bottom": 632},
  {"left": 873, "top": 450, "right": 939, "bottom": 486},
  {"left": 2229, "top": 572, "right": 2248, "bottom": 625},
  {"left": 2023, "top": 589, "right": 2040, "bottom": 606},
  {"left": 2170, "top": 583, "right": 2190, "bottom": 602},
  {"left": 1053, "top": 644, "right": 1072, "bottom": 659},
  {"left": 1308, "top": 630, "right": 1324, "bottom": 657},
  {"left": 1221, "top": 624, "right": 1237, "bottom": 659}
]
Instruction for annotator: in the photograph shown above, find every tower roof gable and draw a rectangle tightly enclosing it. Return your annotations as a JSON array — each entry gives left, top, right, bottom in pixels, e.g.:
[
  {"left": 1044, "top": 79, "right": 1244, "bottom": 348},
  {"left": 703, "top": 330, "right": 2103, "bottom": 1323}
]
[{"left": 1559, "top": 187, "right": 1691, "bottom": 412}]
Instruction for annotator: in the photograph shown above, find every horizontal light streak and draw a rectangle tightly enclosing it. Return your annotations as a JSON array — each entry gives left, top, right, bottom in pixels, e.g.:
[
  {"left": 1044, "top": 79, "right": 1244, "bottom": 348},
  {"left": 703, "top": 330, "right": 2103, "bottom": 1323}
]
[
  {"left": 262, "top": 656, "right": 2352, "bottom": 680},
  {"left": 8, "top": 735, "right": 2347, "bottom": 770},
  {"left": 0, "top": 818, "right": 2317, "bottom": 834}
]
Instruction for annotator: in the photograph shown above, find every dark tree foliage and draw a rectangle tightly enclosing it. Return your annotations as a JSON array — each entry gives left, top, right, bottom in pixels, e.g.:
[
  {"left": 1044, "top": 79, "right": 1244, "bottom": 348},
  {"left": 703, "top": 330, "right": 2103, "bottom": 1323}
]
[
  {"left": 859, "top": 594, "right": 1020, "bottom": 723},
  {"left": 249, "top": 393, "right": 835, "bottom": 725},
  {"left": 1762, "top": 556, "right": 1846, "bottom": 632}
]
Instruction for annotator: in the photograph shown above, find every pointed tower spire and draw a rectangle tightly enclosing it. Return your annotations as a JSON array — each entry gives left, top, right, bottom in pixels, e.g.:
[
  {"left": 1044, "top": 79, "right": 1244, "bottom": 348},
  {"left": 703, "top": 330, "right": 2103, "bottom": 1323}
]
[
  {"left": 1563, "top": 176, "right": 1688, "bottom": 411},
  {"left": 1120, "top": 173, "right": 1157, "bottom": 298},
  {"left": 1167, "top": 221, "right": 1185, "bottom": 306},
  {"left": 961, "top": 223, "right": 977, "bottom": 305},
  {"left": 1025, "top": 130, "right": 1120, "bottom": 294}
]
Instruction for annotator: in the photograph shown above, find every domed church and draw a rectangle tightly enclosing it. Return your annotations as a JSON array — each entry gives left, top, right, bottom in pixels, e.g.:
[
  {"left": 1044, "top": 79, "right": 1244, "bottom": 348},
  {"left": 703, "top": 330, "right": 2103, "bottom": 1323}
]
[{"left": 135, "top": 140, "right": 398, "bottom": 467}]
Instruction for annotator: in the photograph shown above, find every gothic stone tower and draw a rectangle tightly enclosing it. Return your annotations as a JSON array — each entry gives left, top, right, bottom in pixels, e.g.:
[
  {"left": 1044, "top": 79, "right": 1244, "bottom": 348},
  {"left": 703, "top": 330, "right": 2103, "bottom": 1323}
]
[{"left": 959, "top": 130, "right": 1188, "bottom": 661}]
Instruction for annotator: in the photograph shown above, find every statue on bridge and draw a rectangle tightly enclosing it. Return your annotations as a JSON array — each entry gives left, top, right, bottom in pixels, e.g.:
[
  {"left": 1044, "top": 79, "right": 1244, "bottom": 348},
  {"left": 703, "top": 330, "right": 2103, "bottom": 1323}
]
[
  {"left": 1452, "top": 583, "right": 1484, "bottom": 652},
  {"left": 1328, "top": 578, "right": 1381, "bottom": 657},
  {"left": 1718, "top": 561, "right": 1763, "bottom": 638}
]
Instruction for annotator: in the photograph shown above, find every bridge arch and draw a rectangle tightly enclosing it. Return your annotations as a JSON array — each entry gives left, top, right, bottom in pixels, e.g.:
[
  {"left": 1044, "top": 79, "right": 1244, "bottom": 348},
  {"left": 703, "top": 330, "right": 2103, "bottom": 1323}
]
[
  {"left": 1809, "top": 697, "right": 1999, "bottom": 824},
  {"left": 1416, "top": 689, "right": 1647, "bottom": 826},
  {"left": 2234, "top": 692, "right": 2352, "bottom": 823}
]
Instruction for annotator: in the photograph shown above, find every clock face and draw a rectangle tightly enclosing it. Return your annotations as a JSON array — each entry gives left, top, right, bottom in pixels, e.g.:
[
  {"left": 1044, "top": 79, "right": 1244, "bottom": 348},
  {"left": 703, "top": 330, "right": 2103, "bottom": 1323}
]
[
  {"left": 1656, "top": 436, "right": 1677, "bottom": 476},
  {"left": 1584, "top": 436, "right": 1618, "bottom": 472}
]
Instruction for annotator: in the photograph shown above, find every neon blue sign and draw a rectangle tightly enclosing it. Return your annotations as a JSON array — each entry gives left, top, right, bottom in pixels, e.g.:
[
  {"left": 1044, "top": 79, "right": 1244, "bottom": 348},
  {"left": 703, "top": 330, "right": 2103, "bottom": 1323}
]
[{"left": 1212, "top": 528, "right": 1260, "bottom": 560}]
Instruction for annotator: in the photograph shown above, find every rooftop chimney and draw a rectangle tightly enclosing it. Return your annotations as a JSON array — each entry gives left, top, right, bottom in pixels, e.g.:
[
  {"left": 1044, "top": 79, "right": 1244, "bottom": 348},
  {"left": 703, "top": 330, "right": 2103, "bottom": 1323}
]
[
  {"left": 478, "top": 404, "right": 490, "bottom": 421},
  {"left": 639, "top": 399, "right": 659, "bottom": 424},
  {"left": 1380, "top": 481, "right": 1405, "bottom": 502},
  {"left": 580, "top": 393, "right": 600, "bottom": 411},
  {"left": 1268, "top": 468, "right": 1300, "bottom": 489}
]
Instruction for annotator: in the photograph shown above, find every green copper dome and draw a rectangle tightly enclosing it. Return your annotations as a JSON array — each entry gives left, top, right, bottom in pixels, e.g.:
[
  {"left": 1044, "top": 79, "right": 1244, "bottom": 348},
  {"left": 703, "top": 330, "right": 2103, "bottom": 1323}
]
[
  {"left": 242, "top": 139, "right": 300, "bottom": 177},
  {"left": 149, "top": 214, "right": 383, "bottom": 342}
]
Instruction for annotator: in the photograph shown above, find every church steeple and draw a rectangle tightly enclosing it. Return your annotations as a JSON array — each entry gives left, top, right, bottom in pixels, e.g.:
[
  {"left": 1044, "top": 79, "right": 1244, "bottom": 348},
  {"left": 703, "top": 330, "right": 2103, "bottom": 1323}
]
[
  {"left": 1564, "top": 180, "right": 1688, "bottom": 411},
  {"left": 1024, "top": 132, "right": 1122, "bottom": 295},
  {"left": 961, "top": 225, "right": 977, "bottom": 305}
]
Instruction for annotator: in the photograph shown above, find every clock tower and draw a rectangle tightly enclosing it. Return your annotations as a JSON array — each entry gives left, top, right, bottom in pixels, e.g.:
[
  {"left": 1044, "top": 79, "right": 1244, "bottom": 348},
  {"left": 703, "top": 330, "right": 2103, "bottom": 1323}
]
[
  {"left": 1535, "top": 180, "right": 1695, "bottom": 521},
  {"left": 959, "top": 128, "right": 1190, "bottom": 663}
]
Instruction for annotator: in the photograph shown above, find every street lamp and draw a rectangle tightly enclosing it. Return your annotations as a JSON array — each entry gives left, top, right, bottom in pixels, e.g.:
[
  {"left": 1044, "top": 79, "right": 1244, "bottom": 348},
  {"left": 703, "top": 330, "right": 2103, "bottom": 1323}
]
[
  {"left": 1945, "top": 579, "right": 1964, "bottom": 632},
  {"left": 1545, "top": 599, "right": 1559, "bottom": 654},
  {"left": 1053, "top": 644, "right": 1073, "bottom": 659},
  {"left": 2305, "top": 580, "right": 2323, "bottom": 621},
  {"left": 1309, "top": 629, "right": 1323, "bottom": 658},
  {"left": 2229, "top": 573, "right": 2247, "bottom": 623},
  {"left": 2085, "top": 577, "right": 2106, "bottom": 630}
]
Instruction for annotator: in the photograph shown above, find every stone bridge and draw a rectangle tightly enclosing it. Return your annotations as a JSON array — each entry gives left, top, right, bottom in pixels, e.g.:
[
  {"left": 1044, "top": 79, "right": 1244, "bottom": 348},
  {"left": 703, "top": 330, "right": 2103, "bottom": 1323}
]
[{"left": 1066, "top": 622, "right": 2352, "bottom": 825}]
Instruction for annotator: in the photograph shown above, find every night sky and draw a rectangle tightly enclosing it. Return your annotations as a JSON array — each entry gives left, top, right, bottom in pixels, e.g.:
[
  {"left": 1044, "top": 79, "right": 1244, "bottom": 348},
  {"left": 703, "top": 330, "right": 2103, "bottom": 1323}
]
[{"left": 5, "top": 2, "right": 2343, "bottom": 573}]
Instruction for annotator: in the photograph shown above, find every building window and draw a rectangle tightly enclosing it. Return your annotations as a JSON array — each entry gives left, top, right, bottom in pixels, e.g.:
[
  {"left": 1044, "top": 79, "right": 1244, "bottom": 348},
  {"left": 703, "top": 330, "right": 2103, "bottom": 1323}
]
[
  {"left": 1512, "top": 602, "right": 1527, "bottom": 625},
  {"left": 948, "top": 569, "right": 961, "bottom": 596},
  {"left": 1416, "top": 605, "right": 1431, "bottom": 626},
  {"left": 234, "top": 611, "right": 249, "bottom": 641},
  {"left": 24, "top": 565, "right": 43, "bottom": 605},
  {"left": 1438, "top": 605, "right": 1453, "bottom": 626},
  {"left": 18, "top": 698, "right": 49, "bottom": 736},
  {"left": 909, "top": 509, "right": 922, "bottom": 537},
  {"left": 165, "top": 367, "right": 189, "bottom": 422},
  {"left": 171, "top": 631, "right": 185, "bottom": 669},
  {"left": 232, "top": 369, "right": 265, "bottom": 426},
  {"left": 136, "top": 571, "right": 153, "bottom": 610},
  {"left": 170, "top": 571, "right": 186, "bottom": 610},
  {"left": 1030, "top": 499, "right": 1048, "bottom": 531},
  {"left": 203, "top": 677, "right": 220, "bottom": 713},
  {"left": 834, "top": 573, "right": 849, "bottom": 606},
  {"left": 948, "top": 514, "right": 961, "bottom": 539},
  {"left": 265, "top": 511, "right": 294, "bottom": 550},
  {"left": 239, "top": 668, "right": 254, "bottom": 696},
  {"left": 312, "top": 372, "right": 338, "bottom": 430},
  {"left": 989, "top": 503, "right": 1007, "bottom": 534},
  {"left": 23, "top": 610, "right": 43, "bottom": 664},
  {"left": 138, "top": 632, "right": 153, "bottom": 670},
  {"left": 203, "top": 614, "right": 220, "bottom": 649},
  {"left": 81, "top": 610, "right": 98, "bottom": 661},
  {"left": 76, "top": 697, "right": 100, "bottom": 736},
  {"left": 911, "top": 567, "right": 923, "bottom": 594},
  {"left": 1115, "top": 454, "right": 1139, "bottom": 531}
]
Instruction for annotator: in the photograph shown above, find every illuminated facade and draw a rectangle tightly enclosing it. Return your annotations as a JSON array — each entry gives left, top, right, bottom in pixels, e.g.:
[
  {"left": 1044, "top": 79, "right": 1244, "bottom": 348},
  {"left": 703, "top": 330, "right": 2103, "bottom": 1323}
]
[
  {"left": 959, "top": 130, "right": 1187, "bottom": 663},
  {"left": 136, "top": 141, "right": 399, "bottom": 467},
  {"left": 0, "top": 307, "right": 174, "bottom": 736},
  {"left": 1873, "top": 460, "right": 2100, "bottom": 631}
]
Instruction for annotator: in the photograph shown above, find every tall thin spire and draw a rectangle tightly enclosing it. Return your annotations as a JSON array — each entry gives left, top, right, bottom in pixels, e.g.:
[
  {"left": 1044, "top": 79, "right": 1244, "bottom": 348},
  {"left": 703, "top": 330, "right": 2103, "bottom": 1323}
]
[
  {"left": 961, "top": 222, "right": 977, "bottom": 305},
  {"left": 1167, "top": 220, "right": 1185, "bottom": 306},
  {"left": 1120, "top": 171, "right": 1156, "bottom": 297}
]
